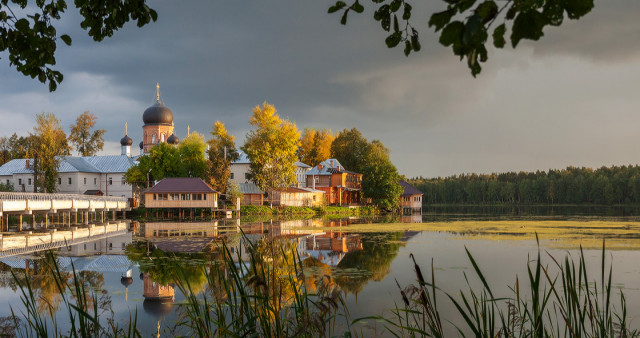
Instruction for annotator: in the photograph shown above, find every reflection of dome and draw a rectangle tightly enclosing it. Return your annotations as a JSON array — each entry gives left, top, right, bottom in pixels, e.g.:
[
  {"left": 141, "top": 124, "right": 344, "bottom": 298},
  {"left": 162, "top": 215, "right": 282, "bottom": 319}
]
[
  {"left": 143, "top": 103, "right": 174, "bottom": 125},
  {"left": 120, "top": 135, "right": 133, "bottom": 146},
  {"left": 167, "top": 134, "right": 179, "bottom": 145},
  {"left": 120, "top": 276, "right": 133, "bottom": 287},
  {"left": 143, "top": 299, "right": 174, "bottom": 318},
  {"left": 139, "top": 141, "right": 144, "bottom": 150}
]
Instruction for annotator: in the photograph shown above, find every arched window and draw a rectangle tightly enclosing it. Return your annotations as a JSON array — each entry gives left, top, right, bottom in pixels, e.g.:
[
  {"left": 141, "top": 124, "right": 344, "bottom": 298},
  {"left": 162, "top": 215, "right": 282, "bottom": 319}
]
[
  {"left": 152, "top": 134, "right": 156, "bottom": 144},
  {"left": 161, "top": 133, "right": 165, "bottom": 142}
]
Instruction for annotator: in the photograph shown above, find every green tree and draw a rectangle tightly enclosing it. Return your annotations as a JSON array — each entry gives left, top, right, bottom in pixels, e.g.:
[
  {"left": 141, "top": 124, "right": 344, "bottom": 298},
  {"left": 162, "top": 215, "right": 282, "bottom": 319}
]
[
  {"left": 30, "top": 113, "right": 71, "bottom": 192},
  {"left": 178, "top": 132, "right": 207, "bottom": 179},
  {"left": 68, "top": 111, "right": 105, "bottom": 157},
  {"left": 330, "top": 128, "right": 371, "bottom": 173},
  {"left": 330, "top": 0, "right": 594, "bottom": 76},
  {"left": 331, "top": 128, "right": 402, "bottom": 210},
  {"left": 125, "top": 142, "right": 183, "bottom": 187},
  {"left": 0, "top": 1, "right": 157, "bottom": 91},
  {"left": 242, "top": 102, "right": 300, "bottom": 197},
  {"left": 206, "top": 121, "right": 238, "bottom": 193}
]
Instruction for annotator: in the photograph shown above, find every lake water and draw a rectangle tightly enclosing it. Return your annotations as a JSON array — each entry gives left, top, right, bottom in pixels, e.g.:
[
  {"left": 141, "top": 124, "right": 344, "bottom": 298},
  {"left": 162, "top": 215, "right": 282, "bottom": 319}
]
[{"left": 1, "top": 207, "right": 639, "bottom": 336}]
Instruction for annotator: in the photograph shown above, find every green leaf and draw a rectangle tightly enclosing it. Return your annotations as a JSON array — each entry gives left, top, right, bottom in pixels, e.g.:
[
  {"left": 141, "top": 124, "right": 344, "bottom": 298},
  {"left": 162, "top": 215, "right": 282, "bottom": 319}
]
[
  {"left": 380, "top": 12, "right": 391, "bottom": 31},
  {"left": 411, "top": 34, "right": 421, "bottom": 51},
  {"left": 385, "top": 31, "right": 402, "bottom": 48},
  {"left": 351, "top": 1, "right": 364, "bottom": 13},
  {"left": 389, "top": 0, "right": 401, "bottom": 12},
  {"left": 393, "top": 14, "right": 399, "bottom": 32},
  {"left": 60, "top": 34, "right": 71, "bottom": 46},
  {"left": 404, "top": 41, "right": 411, "bottom": 56},
  {"left": 439, "top": 21, "right": 464, "bottom": 47},
  {"left": 402, "top": 3, "right": 412, "bottom": 20},
  {"left": 511, "top": 10, "right": 546, "bottom": 47},
  {"left": 475, "top": 1, "right": 498, "bottom": 23},
  {"left": 328, "top": 1, "right": 347, "bottom": 13},
  {"left": 492, "top": 23, "right": 505, "bottom": 48},
  {"left": 457, "top": 0, "right": 477, "bottom": 13},
  {"left": 462, "top": 14, "right": 482, "bottom": 45},
  {"left": 340, "top": 9, "right": 350, "bottom": 25},
  {"left": 15, "top": 18, "right": 29, "bottom": 32},
  {"left": 564, "top": 0, "right": 594, "bottom": 19},
  {"left": 428, "top": 9, "right": 455, "bottom": 32}
]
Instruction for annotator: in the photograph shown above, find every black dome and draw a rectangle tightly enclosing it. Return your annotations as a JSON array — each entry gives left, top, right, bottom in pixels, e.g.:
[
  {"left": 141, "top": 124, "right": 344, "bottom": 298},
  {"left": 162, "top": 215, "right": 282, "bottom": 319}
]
[
  {"left": 143, "top": 102, "right": 173, "bottom": 125},
  {"left": 167, "top": 134, "right": 179, "bottom": 145},
  {"left": 120, "top": 276, "right": 133, "bottom": 287},
  {"left": 139, "top": 141, "right": 144, "bottom": 149},
  {"left": 120, "top": 135, "right": 133, "bottom": 146}
]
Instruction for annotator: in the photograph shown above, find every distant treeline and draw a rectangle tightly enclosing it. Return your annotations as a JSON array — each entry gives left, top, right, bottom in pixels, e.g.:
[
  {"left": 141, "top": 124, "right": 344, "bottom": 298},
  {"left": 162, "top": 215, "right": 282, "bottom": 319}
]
[{"left": 408, "top": 165, "right": 640, "bottom": 205}]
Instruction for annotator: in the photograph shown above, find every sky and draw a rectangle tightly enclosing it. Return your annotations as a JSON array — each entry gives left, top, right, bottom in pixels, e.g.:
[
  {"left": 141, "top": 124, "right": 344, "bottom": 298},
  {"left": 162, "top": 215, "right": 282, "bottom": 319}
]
[{"left": 1, "top": 0, "right": 639, "bottom": 178}]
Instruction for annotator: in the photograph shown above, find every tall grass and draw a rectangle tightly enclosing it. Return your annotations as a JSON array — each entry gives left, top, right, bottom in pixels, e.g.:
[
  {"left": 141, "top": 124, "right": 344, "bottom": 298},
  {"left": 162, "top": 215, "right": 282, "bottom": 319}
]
[
  {"left": 380, "top": 239, "right": 639, "bottom": 337},
  {"left": 8, "top": 237, "right": 640, "bottom": 337},
  {"left": 10, "top": 253, "right": 140, "bottom": 337},
  {"left": 171, "top": 235, "right": 351, "bottom": 337}
]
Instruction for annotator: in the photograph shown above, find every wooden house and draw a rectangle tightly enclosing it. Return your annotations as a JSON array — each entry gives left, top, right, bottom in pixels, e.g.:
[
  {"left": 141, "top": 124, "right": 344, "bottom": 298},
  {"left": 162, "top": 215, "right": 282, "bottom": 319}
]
[
  {"left": 270, "top": 187, "right": 325, "bottom": 207},
  {"left": 305, "top": 159, "right": 362, "bottom": 205},
  {"left": 239, "top": 182, "right": 264, "bottom": 206},
  {"left": 144, "top": 177, "right": 218, "bottom": 209},
  {"left": 399, "top": 180, "right": 423, "bottom": 214}
]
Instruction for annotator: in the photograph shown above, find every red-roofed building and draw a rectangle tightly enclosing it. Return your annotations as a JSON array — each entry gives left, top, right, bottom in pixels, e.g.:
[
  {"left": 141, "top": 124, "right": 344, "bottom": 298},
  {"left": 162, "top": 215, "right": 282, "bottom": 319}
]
[{"left": 144, "top": 177, "right": 218, "bottom": 209}]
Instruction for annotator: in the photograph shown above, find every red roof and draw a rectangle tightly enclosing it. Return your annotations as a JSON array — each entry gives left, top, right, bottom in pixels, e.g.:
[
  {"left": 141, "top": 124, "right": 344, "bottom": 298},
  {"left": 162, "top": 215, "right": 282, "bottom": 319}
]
[{"left": 145, "top": 177, "right": 218, "bottom": 194}]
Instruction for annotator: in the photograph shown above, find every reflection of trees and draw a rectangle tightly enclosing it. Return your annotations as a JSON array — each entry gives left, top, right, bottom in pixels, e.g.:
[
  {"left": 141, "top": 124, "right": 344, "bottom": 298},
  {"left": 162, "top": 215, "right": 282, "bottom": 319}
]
[
  {"left": 125, "top": 241, "right": 208, "bottom": 294},
  {"left": 0, "top": 254, "right": 107, "bottom": 316},
  {"left": 334, "top": 232, "right": 405, "bottom": 294}
]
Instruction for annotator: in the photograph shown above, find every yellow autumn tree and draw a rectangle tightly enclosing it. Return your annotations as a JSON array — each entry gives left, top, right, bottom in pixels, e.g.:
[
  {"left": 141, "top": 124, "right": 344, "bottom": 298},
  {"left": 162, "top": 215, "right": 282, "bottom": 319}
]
[
  {"left": 206, "top": 121, "right": 238, "bottom": 193},
  {"left": 298, "top": 128, "right": 334, "bottom": 166},
  {"left": 242, "top": 102, "right": 300, "bottom": 197}
]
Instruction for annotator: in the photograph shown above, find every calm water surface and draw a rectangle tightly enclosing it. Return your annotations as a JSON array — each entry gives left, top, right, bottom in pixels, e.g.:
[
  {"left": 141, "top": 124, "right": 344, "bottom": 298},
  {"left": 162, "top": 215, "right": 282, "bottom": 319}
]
[{"left": 1, "top": 207, "right": 639, "bottom": 336}]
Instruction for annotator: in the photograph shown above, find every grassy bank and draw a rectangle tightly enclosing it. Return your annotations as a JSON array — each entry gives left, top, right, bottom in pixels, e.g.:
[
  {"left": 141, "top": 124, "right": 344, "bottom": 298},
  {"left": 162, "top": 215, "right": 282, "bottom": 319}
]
[{"left": 240, "top": 205, "right": 377, "bottom": 217}]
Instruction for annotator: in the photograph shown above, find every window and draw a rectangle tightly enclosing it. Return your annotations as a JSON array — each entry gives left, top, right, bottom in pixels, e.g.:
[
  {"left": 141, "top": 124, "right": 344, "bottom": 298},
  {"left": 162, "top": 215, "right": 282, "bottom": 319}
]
[
  {"left": 245, "top": 173, "right": 250, "bottom": 180},
  {"left": 94, "top": 243, "right": 96, "bottom": 250},
  {"left": 68, "top": 177, "right": 72, "bottom": 184},
  {"left": 108, "top": 177, "right": 113, "bottom": 185},
  {"left": 58, "top": 178, "right": 61, "bottom": 185},
  {"left": 153, "top": 194, "right": 157, "bottom": 200},
  {"left": 122, "top": 243, "right": 126, "bottom": 249},
  {"left": 161, "top": 134, "right": 165, "bottom": 142},
  {"left": 5, "top": 179, "right": 8, "bottom": 185},
  {"left": 109, "top": 243, "right": 113, "bottom": 250},
  {"left": 152, "top": 134, "right": 156, "bottom": 143},
  {"left": 84, "top": 177, "right": 87, "bottom": 185},
  {"left": 204, "top": 194, "right": 207, "bottom": 200},
  {"left": 315, "top": 177, "right": 319, "bottom": 184},
  {"left": 94, "top": 178, "right": 97, "bottom": 185},
  {"left": 230, "top": 173, "right": 234, "bottom": 179},
  {"left": 121, "top": 177, "right": 126, "bottom": 185},
  {"left": 84, "top": 244, "right": 86, "bottom": 250},
  {"left": 18, "top": 178, "right": 22, "bottom": 185},
  {"left": 28, "top": 178, "right": 31, "bottom": 185}
]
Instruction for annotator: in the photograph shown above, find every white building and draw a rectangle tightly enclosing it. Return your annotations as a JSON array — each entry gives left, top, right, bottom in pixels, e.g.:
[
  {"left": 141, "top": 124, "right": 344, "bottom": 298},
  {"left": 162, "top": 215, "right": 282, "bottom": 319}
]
[
  {"left": 229, "top": 150, "right": 310, "bottom": 188},
  {"left": 0, "top": 154, "right": 137, "bottom": 198}
]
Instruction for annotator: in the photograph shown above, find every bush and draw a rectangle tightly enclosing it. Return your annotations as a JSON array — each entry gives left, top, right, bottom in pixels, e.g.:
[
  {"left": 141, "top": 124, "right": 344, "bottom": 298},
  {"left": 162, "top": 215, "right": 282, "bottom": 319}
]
[{"left": 240, "top": 205, "right": 273, "bottom": 215}]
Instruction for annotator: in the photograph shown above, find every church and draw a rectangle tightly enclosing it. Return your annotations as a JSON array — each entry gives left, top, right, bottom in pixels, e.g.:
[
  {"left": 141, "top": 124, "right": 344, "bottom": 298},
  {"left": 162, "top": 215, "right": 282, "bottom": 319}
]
[{"left": 0, "top": 84, "right": 181, "bottom": 198}]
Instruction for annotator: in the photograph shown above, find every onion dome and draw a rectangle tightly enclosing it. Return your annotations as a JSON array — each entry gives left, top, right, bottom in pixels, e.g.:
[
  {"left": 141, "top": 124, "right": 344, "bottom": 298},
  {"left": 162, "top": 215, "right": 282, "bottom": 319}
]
[
  {"left": 143, "top": 102, "right": 174, "bottom": 125},
  {"left": 120, "top": 276, "right": 133, "bottom": 287},
  {"left": 120, "top": 135, "right": 133, "bottom": 146},
  {"left": 167, "top": 133, "right": 179, "bottom": 145},
  {"left": 142, "top": 83, "right": 173, "bottom": 125},
  {"left": 139, "top": 141, "right": 144, "bottom": 150}
]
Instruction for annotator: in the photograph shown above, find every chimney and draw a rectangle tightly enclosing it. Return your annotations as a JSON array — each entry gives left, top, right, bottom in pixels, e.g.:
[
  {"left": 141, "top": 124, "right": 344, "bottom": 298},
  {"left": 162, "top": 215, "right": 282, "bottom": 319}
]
[
  {"left": 317, "top": 164, "right": 323, "bottom": 170},
  {"left": 25, "top": 159, "right": 30, "bottom": 168},
  {"left": 330, "top": 160, "right": 335, "bottom": 167}
]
